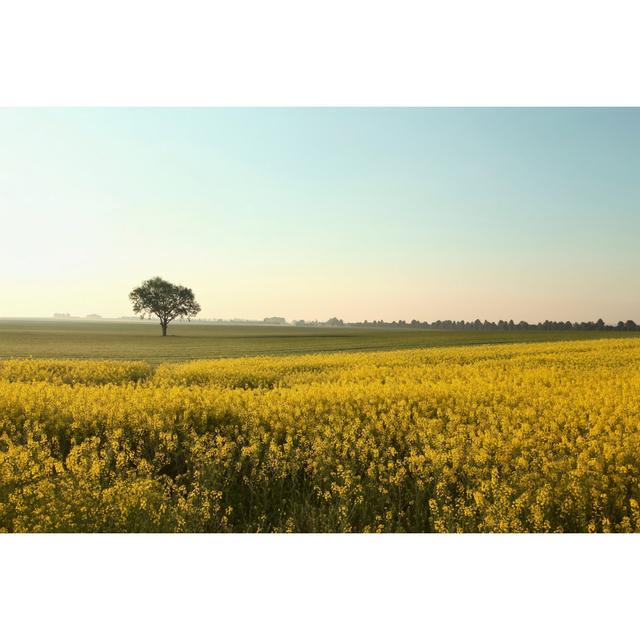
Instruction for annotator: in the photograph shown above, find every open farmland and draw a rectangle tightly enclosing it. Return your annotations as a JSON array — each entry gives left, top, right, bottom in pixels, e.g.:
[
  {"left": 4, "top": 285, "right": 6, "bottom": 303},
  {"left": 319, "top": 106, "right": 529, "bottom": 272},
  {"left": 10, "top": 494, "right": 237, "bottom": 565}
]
[
  {"left": 2, "top": 337, "right": 640, "bottom": 532},
  {"left": 0, "top": 319, "right": 634, "bottom": 363}
]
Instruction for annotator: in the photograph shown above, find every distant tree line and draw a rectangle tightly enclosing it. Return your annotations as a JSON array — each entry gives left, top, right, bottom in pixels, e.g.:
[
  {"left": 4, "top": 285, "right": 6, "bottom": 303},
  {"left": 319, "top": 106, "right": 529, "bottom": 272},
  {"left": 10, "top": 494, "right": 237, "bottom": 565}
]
[
  {"left": 344, "top": 318, "right": 640, "bottom": 331},
  {"left": 292, "top": 317, "right": 640, "bottom": 331}
]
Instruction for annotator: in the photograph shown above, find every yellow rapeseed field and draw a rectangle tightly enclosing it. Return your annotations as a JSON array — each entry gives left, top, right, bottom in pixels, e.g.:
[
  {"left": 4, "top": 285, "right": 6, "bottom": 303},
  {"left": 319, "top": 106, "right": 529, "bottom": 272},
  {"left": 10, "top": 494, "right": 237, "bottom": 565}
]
[{"left": 2, "top": 338, "right": 640, "bottom": 532}]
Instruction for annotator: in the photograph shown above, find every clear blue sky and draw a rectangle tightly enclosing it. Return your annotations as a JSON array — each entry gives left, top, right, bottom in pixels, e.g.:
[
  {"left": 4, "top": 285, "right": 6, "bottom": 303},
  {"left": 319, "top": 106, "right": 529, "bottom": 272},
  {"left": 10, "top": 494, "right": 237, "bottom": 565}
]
[{"left": 2, "top": 108, "right": 639, "bottom": 322}]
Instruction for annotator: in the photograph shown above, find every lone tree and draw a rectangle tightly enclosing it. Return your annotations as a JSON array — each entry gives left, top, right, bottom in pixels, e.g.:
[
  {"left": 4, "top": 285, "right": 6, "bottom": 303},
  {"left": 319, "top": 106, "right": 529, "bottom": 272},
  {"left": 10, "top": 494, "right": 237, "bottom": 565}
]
[{"left": 129, "top": 276, "right": 201, "bottom": 336}]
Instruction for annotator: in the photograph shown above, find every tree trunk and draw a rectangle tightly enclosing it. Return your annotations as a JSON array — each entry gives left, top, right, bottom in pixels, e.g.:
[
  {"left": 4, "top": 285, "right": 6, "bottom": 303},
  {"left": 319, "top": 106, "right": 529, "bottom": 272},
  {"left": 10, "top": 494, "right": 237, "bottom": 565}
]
[{"left": 161, "top": 322, "right": 167, "bottom": 336}]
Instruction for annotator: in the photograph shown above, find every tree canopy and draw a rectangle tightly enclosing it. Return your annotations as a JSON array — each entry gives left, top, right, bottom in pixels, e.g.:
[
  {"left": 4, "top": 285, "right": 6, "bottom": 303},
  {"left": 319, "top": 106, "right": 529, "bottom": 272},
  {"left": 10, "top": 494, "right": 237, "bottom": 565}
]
[{"left": 129, "top": 276, "right": 201, "bottom": 336}]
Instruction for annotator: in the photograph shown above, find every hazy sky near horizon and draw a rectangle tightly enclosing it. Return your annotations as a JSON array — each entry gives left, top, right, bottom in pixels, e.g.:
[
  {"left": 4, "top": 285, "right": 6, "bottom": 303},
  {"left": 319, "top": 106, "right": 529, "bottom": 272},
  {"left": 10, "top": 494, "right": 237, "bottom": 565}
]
[{"left": 2, "top": 107, "right": 639, "bottom": 322}]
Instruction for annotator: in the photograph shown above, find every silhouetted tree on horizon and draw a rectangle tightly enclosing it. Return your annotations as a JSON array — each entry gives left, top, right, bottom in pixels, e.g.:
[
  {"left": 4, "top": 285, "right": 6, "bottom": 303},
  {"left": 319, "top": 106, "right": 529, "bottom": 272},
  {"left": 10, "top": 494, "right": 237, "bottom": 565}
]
[{"left": 129, "top": 276, "right": 201, "bottom": 336}]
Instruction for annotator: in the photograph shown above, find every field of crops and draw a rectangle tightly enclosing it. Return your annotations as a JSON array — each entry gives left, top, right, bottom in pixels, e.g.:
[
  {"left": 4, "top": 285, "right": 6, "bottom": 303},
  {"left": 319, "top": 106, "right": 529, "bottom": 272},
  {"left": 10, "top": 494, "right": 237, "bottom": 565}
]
[
  {"left": 0, "top": 319, "right": 631, "bottom": 362},
  {"left": 2, "top": 337, "right": 640, "bottom": 532}
]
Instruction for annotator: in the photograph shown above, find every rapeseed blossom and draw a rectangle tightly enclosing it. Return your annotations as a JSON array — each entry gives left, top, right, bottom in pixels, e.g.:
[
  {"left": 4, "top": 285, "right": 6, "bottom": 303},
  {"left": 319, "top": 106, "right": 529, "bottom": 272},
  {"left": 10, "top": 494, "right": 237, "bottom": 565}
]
[{"left": 1, "top": 338, "right": 640, "bottom": 532}]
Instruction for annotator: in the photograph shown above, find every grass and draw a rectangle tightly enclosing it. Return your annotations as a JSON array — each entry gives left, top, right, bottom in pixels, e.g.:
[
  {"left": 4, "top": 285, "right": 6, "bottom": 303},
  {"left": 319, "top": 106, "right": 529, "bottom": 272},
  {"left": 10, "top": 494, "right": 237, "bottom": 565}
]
[{"left": 0, "top": 318, "right": 636, "bottom": 364}]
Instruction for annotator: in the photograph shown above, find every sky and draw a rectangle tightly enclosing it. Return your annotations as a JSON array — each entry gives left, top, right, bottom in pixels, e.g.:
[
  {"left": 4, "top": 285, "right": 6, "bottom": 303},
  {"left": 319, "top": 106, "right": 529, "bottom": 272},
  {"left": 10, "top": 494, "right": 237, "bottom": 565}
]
[{"left": 1, "top": 107, "right": 639, "bottom": 323}]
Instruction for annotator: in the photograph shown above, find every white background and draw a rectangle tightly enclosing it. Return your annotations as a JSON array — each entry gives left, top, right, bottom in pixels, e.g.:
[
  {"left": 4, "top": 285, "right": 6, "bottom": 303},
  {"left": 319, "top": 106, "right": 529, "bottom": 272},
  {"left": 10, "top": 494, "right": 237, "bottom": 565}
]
[
  {"left": 3, "top": 534, "right": 639, "bottom": 638},
  {"left": 1, "top": 0, "right": 640, "bottom": 638},
  {"left": 1, "top": 0, "right": 639, "bottom": 105}
]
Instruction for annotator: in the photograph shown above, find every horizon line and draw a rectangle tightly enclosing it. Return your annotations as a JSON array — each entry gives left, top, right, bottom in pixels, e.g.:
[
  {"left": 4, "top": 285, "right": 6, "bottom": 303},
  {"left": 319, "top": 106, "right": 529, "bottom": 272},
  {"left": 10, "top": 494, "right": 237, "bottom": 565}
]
[{"left": 2, "top": 315, "right": 639, "bottom": 326}]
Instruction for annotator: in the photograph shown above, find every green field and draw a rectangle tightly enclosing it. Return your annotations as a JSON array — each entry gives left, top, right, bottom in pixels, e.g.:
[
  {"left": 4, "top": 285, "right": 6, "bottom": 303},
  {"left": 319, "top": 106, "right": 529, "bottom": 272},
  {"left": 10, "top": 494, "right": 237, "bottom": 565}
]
[{"left": 0, "top": 319, "right": 635, "bottom": 363}]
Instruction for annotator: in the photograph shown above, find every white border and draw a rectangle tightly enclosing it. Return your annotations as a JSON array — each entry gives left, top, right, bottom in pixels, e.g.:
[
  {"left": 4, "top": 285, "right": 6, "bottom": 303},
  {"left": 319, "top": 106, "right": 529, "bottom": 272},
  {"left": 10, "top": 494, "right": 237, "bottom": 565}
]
[
  {"left": 1, "top": 0, "right": 639, "bottom": 105},
  {"left": 2, "top": 533, "right": 638, "bottom": 638}
]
